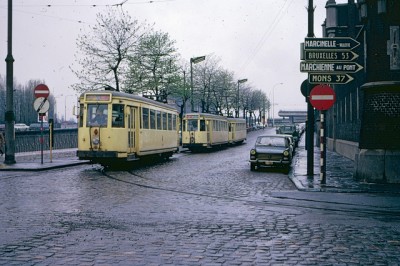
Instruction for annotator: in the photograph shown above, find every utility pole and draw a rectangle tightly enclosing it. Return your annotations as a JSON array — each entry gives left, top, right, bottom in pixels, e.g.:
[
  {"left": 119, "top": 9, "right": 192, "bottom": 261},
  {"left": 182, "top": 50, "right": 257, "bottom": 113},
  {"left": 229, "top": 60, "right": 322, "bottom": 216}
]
[
  {"left": 4, "top": 0, "right": 16, "bottom": 164},
  {"left": 306, "top": 0, "right": 315, "bottom": 176}
]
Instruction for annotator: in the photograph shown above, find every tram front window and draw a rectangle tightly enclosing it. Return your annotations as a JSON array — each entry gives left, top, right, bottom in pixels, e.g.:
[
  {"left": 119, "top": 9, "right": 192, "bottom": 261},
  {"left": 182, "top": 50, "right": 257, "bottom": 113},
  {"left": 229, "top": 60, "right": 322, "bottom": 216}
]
[
  {"left": 187, "top": 119, "right": 198, "bottom": 131},
  {"left": 88, "top": 104, "right": 108, "bottom": 127}
]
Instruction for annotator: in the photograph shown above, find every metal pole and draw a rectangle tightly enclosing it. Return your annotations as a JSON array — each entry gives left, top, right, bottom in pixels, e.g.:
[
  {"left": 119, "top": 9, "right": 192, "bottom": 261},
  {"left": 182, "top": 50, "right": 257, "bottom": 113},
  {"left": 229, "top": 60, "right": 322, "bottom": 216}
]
[
  {"left": 272, "top": 87, "right": 275, "bottom": 127},
  {"left": 190, "top": 59, "right": 194, "bottom": 112},
  {"left": 40, "top": 116, "right": 43, "bottom": 164},
  {"left": 4, "top": 0, "right": 16, "bottom": 164},
  {"left": 320, "top": 111, "right": 326, "bottom": 184},
  {"left": 306, "top": 0, "right": 315, "bottom": 176},
  {"left": 236, "top": 81, "right": 239, "bottom": 118}
]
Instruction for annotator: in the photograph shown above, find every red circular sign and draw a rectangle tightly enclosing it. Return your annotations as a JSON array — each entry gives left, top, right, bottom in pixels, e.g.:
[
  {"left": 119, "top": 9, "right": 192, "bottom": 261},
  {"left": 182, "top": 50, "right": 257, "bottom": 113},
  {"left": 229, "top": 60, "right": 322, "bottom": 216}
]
[
  {"left": 309, "top": 84, "right": 336, "bottom": 111},
  {"left": 34, "top": 84, "right": 50, "bottom": 98}
]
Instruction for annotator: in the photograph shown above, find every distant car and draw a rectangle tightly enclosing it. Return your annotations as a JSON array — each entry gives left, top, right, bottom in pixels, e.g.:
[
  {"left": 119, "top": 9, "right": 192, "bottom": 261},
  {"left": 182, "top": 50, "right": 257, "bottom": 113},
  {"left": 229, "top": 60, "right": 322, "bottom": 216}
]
[
  {"left": 14, "top": 123, "right": 29, "bottom": 132},
  {"left": 249, "top": 135, "right": 292, "bottom": 172},
  {"left": 29, "top": 122, "right": 50, "bottom": 131}
]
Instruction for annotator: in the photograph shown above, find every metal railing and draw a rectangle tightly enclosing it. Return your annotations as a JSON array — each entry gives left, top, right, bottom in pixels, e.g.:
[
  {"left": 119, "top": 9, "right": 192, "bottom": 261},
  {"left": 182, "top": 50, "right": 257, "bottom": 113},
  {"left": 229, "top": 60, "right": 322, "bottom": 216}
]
[{"left": 13, "top": 129, "right": 77, "bottom": 153}]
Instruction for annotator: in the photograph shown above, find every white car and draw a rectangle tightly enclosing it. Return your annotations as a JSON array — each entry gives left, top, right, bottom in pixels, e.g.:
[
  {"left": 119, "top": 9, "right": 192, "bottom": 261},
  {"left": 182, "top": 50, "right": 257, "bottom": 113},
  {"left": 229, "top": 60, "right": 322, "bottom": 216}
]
[{"left": 14, "top": 123, "right": 29, "bottom": 132}]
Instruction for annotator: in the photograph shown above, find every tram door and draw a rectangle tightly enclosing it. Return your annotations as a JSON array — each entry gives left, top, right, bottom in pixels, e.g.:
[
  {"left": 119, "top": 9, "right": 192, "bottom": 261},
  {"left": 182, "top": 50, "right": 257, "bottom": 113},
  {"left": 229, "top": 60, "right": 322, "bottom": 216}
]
[{"left": 127, "top": 107, "right": 137, "bottom": 153}]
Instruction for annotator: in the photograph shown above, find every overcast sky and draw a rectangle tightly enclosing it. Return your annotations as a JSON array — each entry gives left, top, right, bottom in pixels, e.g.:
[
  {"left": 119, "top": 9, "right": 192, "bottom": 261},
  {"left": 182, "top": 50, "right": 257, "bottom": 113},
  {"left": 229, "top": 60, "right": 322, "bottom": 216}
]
[{"left": 0, "top": 0, "right": 348, "bottom": 121}]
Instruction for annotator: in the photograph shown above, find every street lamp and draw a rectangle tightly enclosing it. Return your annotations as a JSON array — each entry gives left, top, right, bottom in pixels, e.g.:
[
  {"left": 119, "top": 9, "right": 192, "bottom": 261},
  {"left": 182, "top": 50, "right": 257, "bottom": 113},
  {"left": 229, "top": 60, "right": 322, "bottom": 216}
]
[
  {"left": 190, "top": 55, "right": 206, "bottom": 112},
  {"left": 271, "top": 82, "right": 283, "bottom": 127},
  {"left": 236, "top": 78, "right": 248, "bottom": 118},
  {"left": 60, "top": 94, "right": 74, "bottom": 122}
]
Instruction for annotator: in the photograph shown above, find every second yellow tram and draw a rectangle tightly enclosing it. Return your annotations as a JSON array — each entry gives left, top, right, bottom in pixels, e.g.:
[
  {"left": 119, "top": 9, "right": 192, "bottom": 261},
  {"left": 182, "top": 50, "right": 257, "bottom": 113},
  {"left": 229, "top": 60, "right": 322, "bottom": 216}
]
[{"left": 182, "top": 113, "right": 246, "bottom": 151}]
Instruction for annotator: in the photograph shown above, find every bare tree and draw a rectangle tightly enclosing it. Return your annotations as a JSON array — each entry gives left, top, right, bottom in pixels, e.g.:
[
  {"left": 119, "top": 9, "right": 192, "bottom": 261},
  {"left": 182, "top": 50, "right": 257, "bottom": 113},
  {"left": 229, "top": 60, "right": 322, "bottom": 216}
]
[{"left": 70, "top": 8, "right": 146, "bottom": 92}]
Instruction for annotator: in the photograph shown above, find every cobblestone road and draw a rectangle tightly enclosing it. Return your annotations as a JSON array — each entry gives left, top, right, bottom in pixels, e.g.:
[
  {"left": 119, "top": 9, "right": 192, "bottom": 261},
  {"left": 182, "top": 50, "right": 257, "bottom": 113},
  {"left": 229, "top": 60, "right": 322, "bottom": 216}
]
[{"left": 1, "top": 130, "right": 400, "bottom": 265}]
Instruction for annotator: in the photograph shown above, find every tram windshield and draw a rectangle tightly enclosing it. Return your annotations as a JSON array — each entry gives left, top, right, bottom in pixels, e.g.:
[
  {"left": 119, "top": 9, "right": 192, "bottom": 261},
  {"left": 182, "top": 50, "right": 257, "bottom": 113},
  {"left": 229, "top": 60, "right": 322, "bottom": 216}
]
[
  {"left": 87, "top": 104, "right": 108, "bottom": 127},
  {"left": 187, "top": 119, "right": 198, "bottom": 131}
]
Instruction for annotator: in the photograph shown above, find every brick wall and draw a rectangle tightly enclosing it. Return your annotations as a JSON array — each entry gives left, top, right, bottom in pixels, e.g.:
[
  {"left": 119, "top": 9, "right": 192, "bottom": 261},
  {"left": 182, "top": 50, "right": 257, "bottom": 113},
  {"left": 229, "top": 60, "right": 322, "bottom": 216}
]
[{"left": 360, "top": 84, "right": 400, "bottom": 149}]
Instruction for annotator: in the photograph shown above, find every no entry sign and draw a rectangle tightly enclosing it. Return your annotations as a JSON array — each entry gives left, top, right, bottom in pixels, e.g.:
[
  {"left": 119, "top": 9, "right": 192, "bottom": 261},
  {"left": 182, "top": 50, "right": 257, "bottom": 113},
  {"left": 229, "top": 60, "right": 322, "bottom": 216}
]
[
  {"left": 34, "top": 84, "right": 50, "bottom": 98},
  {"left": 309, "top": 84, "right": 336, "bottom": 111}
]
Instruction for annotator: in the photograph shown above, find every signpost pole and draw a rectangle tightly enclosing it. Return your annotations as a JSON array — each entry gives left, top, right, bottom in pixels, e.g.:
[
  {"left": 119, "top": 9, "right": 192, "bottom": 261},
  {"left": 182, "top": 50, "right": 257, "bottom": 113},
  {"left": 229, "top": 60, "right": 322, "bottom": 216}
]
[
  {"left": 309, "top": 84, "right": 336, "bottom": 185},
  {"left": 40, "top": 114, "right": 44, "bottom": 164},
  {"left": 306, "top": 0, "right": 314, "bottom": 176},
  {"left": 33, "top": 84, "right": 50, "bottom": 165},
  {"left": 320, "top": 111, "right": 326, "bottom": 184}
]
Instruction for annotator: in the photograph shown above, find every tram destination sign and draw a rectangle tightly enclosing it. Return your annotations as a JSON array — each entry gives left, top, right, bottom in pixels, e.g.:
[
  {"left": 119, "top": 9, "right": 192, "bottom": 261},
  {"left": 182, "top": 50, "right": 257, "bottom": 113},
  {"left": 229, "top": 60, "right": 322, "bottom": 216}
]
[
  {"left": 308, "top": 73, "right": 354, "bottom": 85},
  {"left": 304, "top": 50, "right": 359, "bottom": 61},
  {"left": 300, "top": 62, "right": 363, "bottom": 73},
  {"left": 304, "top": 37, "right": 360, "bottom": 51}
]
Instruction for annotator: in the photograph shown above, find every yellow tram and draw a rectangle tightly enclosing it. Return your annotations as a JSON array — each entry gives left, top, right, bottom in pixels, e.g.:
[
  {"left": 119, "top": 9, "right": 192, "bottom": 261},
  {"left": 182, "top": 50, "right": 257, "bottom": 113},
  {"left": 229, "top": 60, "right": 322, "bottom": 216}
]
[
  {"left": 227, "top": 117, "right": 247, "bottom": 144},
  {"left": 77, "top": 91, "right": 179, "bottom": 166},
  {"left": 182, "top": 113, "right": 246, "bottom": 151}
]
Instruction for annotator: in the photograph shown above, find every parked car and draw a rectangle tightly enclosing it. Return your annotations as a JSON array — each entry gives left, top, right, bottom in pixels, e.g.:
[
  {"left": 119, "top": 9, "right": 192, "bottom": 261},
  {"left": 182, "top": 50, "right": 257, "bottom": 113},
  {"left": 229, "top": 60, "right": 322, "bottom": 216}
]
[
  {"left": 14, "top": 123, "right": 29, "bottom": 132},
  {"left": 276, "top": 134, "right": 296, "bottom": 154},
  {"left": 276, "top": 124, "right": 300, "bottom": 145},
  {"left": 249, "top": 135, "right": 292, "bottom": 172}
]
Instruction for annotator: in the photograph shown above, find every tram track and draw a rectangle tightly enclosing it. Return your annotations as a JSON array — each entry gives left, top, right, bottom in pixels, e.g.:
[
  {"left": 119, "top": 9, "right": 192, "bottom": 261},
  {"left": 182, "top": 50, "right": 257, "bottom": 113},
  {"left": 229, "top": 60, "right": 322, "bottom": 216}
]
[{"left": 100, "top": 168, "right": 400, "bottom": 219}]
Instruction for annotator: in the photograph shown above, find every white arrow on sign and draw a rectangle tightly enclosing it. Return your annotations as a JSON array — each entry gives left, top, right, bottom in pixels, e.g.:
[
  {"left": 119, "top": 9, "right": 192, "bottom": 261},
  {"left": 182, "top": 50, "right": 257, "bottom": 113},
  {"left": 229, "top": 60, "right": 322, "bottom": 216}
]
[{"left": 300, "top": 62, "right": 363, "bottom": 73}]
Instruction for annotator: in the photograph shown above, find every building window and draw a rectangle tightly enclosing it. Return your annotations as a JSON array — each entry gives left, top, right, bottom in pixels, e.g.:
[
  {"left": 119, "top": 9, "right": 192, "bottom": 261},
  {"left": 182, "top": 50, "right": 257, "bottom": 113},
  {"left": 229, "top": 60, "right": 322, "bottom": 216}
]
[
  {"left": 377, "top": 0, "right": 386, "bottom": 14},
  {"left": 359, "top": 1, "right": 367, "bottom": 18}
]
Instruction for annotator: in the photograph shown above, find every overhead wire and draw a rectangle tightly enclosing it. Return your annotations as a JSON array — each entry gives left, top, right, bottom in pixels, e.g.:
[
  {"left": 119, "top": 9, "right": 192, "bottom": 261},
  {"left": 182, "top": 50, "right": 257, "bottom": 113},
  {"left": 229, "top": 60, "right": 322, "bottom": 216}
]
[{"left": 238, "top": 0, "right": 295, "bottom": 73}]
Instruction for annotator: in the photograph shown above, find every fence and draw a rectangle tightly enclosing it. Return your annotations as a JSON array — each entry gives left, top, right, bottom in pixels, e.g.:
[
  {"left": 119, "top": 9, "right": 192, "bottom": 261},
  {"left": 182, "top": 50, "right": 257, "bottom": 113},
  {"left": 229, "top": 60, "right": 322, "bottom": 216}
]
[{"left": 14, "top": 129, "right": 77, "bottom": 153}]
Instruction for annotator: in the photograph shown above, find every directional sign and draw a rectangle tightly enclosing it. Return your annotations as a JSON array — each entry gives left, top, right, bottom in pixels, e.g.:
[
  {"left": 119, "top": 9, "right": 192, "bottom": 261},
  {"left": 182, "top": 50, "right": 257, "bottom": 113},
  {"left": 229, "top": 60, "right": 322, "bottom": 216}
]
[
  {"left": 300, "top": 62, "right": 363, "bottom": 73},
  {"left": 33, "top": 97, "right": 50, "bottom": 113},
  {"left": 304, "top": 37, "right": 360, "bottom": 51},
  {"left": 304, "top": 50, "right": 359, "bottom": 61},
  {"left": 34, "top": 84, "right": 50, "bottom": 98},
  {"left": 308, "top": 73, "right": 354, "bottom": 85},
  {"left": 309, "top": 85, "right": 336, "bottom": 111}
]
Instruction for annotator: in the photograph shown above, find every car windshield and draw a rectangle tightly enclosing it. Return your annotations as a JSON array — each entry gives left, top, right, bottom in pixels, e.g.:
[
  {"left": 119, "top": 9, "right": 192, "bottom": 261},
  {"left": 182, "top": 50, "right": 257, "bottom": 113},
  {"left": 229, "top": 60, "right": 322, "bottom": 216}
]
[{"left": 256, "top": 137, "right": 286, "bottom": 147}]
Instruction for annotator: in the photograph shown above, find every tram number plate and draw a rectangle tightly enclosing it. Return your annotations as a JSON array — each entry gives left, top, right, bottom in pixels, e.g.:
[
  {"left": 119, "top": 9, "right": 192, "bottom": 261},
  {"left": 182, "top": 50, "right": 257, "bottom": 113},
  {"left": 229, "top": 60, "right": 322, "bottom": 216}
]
[{"left": 265, "top": 161, "right": 273, "bottom": 165}]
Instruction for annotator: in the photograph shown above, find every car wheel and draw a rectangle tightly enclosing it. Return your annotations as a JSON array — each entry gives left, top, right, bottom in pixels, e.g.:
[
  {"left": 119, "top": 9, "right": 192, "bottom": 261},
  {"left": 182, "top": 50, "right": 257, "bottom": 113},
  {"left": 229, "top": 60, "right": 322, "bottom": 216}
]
[{"left": 250, "top": 163, "right": 257, "bottom": 171}]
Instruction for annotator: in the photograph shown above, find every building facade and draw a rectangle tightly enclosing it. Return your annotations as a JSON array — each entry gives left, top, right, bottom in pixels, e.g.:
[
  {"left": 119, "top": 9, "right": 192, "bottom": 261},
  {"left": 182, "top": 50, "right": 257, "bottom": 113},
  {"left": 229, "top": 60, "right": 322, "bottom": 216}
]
[{"left": 322, "top": 0, "right": 400, "bottom": 182}]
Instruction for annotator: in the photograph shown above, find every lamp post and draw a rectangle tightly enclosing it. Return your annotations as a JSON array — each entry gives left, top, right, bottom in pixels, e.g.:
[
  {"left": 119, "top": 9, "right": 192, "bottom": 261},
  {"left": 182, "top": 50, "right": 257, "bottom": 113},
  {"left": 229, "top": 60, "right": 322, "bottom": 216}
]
[
  {"left": 61, "top": 94, "right": 74, "bottom": 122},
  {"left": 4, "top": 0, "right": 16, "bottom": 164},
  {"left": 190, "top": 55, "right": 206, "bottom": 112},
  {"left": 271, "top": 82, "right": 283, "bottom": 127},
  {"left": 236, "top": 79, "right": 248, "bottom": 118}
]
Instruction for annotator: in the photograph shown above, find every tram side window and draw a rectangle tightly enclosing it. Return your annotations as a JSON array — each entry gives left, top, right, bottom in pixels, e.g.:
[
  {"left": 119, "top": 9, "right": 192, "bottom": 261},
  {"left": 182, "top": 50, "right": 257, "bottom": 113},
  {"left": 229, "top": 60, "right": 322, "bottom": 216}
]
[
  {"left": 87, "top": 104, "right": 108, "bottom": 127},
  {"left": 150, "top": 109, "right": 156, "bottom": 129},
  {"left": 112, "top": 104, "right": 124, "bottom": 128},
  {"left": 167, "top": 113, "right": 172, "bottom": 130},
  {"left": 162, "top": 112, "right": 167, "bottom": 130},
  {"left": 142, "top": 108, "right": 149, "bottom": 129},
  {"left": 156, "top": 111, "right": 162, "bottom": 130},
  {"left": 172, "top": 114, "right": 177, "bottom": 130}
]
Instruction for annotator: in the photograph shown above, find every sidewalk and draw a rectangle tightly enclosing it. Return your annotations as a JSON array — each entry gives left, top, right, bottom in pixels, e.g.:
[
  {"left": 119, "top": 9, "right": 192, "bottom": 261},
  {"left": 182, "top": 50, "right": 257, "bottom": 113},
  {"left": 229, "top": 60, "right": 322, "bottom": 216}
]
[
  {"left": 290, "top": 136, "right": 400, "bottom": 193},
  {"left": 0, "top": 148, "right": 88, "bottom": 171}
]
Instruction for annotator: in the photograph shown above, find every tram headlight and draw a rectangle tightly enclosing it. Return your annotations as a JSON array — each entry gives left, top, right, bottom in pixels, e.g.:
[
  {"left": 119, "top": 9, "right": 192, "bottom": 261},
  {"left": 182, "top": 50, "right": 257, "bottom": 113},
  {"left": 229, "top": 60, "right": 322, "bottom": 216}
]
[
  {"left": 250, "top": 149, "right": 256, "bottom": 155},
  {"left": 92, "top": 137, "right": 100, "bottom": 145},
  {"left": 283, "top": 150, "right": 289, "bottom": 157}
]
